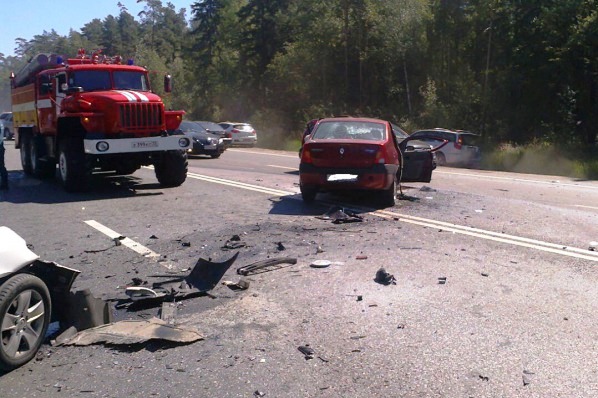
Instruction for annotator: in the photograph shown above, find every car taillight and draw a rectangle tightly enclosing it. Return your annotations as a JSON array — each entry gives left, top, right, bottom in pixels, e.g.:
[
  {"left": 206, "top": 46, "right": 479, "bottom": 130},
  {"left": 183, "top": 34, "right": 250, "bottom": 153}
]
[
  {"left": 232, "top": 128, "right": 240, "bottom": 134},
  {"left": 454, "top": 137, "right": 463, "bottom": 150},
  {"left": 250, "top": 129, "right": 256, "bottom": 135},
  {"left": 301, "top": 147, "right": 312, "bottom": 164},
  {"left": 374, "top": 146, "right": 385, "bottom": 164}
]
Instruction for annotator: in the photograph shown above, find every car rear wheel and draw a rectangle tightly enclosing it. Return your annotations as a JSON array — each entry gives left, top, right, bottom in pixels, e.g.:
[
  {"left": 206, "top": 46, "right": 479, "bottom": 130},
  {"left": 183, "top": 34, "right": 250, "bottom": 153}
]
[
  {"left": 436, "top": 152, "right": 446, "bottom": 166},
  {"left": 300, "top": 184, "right": 318, "bottom": 203},
  {"left": 0, "top": 274, "right": 51, "bottom": 371},
  {"left": 380, "top": 177, "right": 397, "bottom": 207}
]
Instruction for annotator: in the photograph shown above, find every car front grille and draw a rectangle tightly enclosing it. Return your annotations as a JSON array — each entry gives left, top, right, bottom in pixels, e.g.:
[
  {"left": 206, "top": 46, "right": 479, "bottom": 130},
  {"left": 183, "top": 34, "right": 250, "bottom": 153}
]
[{"left": 118, "top": 103, "right": 163, "bottom": 131}]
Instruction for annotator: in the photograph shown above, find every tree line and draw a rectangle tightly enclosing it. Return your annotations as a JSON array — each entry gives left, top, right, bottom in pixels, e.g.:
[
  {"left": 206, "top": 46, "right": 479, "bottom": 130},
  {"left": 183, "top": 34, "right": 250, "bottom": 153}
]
[{"left": 1, "top": 0, "right": 596, "bottom": 148}]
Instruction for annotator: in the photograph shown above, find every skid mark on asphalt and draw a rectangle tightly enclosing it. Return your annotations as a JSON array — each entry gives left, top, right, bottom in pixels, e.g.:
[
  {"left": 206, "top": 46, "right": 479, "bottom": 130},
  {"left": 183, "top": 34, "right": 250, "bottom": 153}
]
[{"left": 84, "top": 220, "right": 175, "bottom": 269}]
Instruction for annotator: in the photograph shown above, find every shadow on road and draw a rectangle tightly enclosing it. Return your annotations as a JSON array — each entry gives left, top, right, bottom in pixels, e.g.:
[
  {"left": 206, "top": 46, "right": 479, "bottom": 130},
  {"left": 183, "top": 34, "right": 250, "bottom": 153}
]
[{"left": 0, "top": 170, "right": 164, "bottom": 204}]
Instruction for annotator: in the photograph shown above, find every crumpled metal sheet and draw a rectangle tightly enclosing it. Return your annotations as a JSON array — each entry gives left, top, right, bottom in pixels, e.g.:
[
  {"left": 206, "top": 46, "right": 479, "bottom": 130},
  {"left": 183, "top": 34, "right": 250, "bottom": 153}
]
[{"left": 60, "top": 318, "right": 203, "bottom": 346}]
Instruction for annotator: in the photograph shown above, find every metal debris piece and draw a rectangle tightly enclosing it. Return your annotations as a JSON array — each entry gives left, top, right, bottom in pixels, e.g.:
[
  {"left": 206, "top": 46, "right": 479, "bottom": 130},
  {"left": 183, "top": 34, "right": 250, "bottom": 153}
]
[
  {"left": 356, "top": 255, "right": 368, "bottom": 260},
  {"left": 317, "top": 206, "right": 363, "bottom": 224},
  {"left": 419, "top": 186, "right": 436, "bottom": 192},
  {"left": 222, "top": 279, "right": 250, "bottom": 290},
  {"left": 222, "top": 240, "right": 246, "bottom": 250},
  {"left": 374, "top": 268, "right": 396, "bottom": 285},
  {"left": 438, "top": 276, "right": 447, "bottom": 285},
  {"left": 298, "top": 345, "right": 315, "bottom": 360},
  {"left": 124, "top": 252, "right": 240, "bottom": 304},
  {"left": 58, "top": 318, "right": 203, "bottom": 346},
  {"left": 68, "top": 289, "right": 113, "bottom": 331},
  {"left": 149, "top": 235, "right": 158, "bottom": 239},
  {"left": 237, "top": 257, "right": 297, "bottom": 276},
  {"left": 160, "top": 302, "right": 177, "bottom": 324},
  {"left": 254, "top": 391, "right": 266, "bottom": 397},
  {"left": 276, "top": 242, "right": 286, "bottom": 251}
]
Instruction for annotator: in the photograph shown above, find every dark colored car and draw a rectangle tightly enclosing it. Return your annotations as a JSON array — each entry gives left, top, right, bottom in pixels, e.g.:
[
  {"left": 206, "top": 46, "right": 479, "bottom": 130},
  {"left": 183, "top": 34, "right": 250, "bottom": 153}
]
[
  {"left": 299, "top": 117, "right": 435, "bottom": 206},
  {"left": 410, "top": 128, "right": 481, "bottom": 167},
  {"left": 391, "top": 123, "right": 439, "bottom": 171},
  {"left": 179, "top": 121, "right": 226, "bottom": 158},
  {"left": 196, "top": 121, "right": 233, "bottom": 148}
]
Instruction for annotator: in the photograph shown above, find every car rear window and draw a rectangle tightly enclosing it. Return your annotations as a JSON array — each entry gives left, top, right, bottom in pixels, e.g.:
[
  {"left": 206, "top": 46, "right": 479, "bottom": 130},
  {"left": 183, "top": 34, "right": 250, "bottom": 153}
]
[
  {"left": 311, "top": 121, "right": 386, "bottom": 140},
  {"left": 234, "top": 124, "right": 253, "bottom": 132}
]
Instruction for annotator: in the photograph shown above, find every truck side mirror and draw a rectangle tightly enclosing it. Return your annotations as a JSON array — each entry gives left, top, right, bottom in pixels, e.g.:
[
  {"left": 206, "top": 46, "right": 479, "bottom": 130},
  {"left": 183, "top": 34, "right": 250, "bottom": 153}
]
[{"left": 164, "top": 74, "right": 172, "bottom": 93}]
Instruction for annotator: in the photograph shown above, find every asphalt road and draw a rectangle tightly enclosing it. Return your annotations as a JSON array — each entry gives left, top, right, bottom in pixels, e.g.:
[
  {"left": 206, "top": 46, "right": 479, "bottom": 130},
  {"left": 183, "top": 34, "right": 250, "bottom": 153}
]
[{"left": 0, "top": 141, "right": 597, "bottom": 398}]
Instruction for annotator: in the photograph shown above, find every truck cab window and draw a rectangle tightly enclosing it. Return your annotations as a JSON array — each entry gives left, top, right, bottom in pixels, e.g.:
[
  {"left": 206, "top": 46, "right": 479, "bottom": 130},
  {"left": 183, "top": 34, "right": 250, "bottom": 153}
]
[
  {"left": 113, "top": 71, "right": 148, "bottom": 91},
  {"left": 69, "top": 71, "right": 111, "bottom": 91}
]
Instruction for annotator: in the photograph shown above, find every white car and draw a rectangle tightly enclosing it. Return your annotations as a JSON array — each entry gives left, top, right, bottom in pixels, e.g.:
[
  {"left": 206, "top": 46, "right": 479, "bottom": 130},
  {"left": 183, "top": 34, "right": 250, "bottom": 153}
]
[
  {"left": 218, "top": 122, "right": 257, "bottom": 147},
  {"left": 0, "top": 112, "right": 13, "bottom": 140},
  {"left": 409, "top": 128, "right": 481, "bottom": 167},
  {"left": 0, "top": 227, "right": 79, "bottom": 371}
]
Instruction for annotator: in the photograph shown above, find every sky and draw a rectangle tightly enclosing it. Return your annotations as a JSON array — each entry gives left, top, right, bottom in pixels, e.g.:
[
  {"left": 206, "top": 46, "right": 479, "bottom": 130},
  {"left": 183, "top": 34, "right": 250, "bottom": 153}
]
[{"left": 0, "top": 0, "right": 191, "bottom": 57}]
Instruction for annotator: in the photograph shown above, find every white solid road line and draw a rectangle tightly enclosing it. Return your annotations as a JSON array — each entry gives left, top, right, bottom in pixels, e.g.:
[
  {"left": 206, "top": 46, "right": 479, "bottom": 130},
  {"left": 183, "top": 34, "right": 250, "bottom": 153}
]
[
  {"left": 84, "top": 220, "right": 175, "bottom": 269},
  {"left": 267, "top": 165, "right": 297, "bottom": 170},
  {"left": 435, "top": 170, "right": 598, "bottom": 190},
  {"left": 228, "top": 148, "right": 298, "bottom": 159}
]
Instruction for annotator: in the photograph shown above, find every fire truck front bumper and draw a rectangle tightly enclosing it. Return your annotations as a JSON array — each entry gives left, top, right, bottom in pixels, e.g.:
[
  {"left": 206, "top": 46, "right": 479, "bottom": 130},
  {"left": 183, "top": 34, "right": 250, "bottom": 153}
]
[{"left": 84, "top": 135, "right": 192, "bottom": 155}]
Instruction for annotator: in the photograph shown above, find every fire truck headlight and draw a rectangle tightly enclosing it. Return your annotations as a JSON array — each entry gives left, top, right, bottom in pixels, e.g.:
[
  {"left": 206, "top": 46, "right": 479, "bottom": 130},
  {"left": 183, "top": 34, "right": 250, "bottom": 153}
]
[
  {"left": 96, "top": 141, "right": 109, "bottom": 152},
  {"left": 179, "top": 138, "right": 190, "bottom": 148}
]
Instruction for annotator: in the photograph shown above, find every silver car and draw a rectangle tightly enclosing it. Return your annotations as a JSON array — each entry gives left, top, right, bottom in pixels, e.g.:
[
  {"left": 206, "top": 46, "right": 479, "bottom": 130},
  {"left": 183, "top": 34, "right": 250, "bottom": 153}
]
[
  {"left": 218, "top": 122, "right": 257, "bottom": 147},
  {"left": 410, "top": 128, "right": 481, "bottom": 167},
  {"left": 0, "top": 112, "right": 13, "bottom": 140}
]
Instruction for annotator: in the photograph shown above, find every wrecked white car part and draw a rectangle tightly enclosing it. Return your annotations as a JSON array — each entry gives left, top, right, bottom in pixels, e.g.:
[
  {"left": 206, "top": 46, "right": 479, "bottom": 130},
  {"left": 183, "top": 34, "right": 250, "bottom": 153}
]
[{"left": 0, "top": 226, "right": 80, "bottom": 371}]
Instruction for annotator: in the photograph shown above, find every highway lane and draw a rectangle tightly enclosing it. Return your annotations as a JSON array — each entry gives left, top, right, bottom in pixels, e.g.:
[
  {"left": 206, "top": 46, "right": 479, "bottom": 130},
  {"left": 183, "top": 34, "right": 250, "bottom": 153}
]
[{"left": 1, "top": 142, "right": 597, "bottom": 397}]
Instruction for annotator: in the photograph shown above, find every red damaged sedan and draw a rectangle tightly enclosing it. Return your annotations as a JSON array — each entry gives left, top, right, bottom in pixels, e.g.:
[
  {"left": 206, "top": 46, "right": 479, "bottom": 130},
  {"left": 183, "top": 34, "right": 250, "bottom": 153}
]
[{"left": 299, "top": 117, "right": 434, "bottom": 206}]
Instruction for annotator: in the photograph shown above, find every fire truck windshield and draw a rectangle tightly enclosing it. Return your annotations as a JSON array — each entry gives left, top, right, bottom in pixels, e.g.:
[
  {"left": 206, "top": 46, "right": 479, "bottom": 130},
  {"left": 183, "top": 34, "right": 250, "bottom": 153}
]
[{"left": 68, "top": 70, "right": 149, "bottom": 92}]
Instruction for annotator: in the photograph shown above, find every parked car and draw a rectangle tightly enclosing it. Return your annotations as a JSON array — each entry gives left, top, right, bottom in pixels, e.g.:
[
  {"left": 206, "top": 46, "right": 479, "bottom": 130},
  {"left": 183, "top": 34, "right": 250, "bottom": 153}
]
[
  {"left": 0, "top": 226, "right": 79, "bottom": 371},
  {"left": 299, "top": 117, "right": 435, "bottom": 206},
  {"left": 179, "top": 121, "right": 226, "bottom": 158},
  {"left": 0, "top": 112, "right": 13, "bottom": 140},
  {"left": 195, "top": 121, "right": 233, "bottom": 148},
  {"left": 409, "top": 128, "right": 481, "bottom": 167},
  {"left": 218, "top": 122, "right": 257, "bottom": 147}
]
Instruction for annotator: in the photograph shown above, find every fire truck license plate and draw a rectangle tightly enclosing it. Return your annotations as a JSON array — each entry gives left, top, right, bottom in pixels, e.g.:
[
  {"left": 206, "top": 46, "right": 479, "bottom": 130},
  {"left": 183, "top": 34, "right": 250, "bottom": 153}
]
[{"left": 132, "top": 140, "right": 159, "bottom": 149}]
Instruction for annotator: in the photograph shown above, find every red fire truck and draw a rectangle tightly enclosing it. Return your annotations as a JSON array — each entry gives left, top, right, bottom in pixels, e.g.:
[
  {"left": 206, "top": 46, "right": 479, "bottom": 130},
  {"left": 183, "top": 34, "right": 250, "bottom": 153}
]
[{"left": 10, "top": 51, "right": 191, "bottom": 191}]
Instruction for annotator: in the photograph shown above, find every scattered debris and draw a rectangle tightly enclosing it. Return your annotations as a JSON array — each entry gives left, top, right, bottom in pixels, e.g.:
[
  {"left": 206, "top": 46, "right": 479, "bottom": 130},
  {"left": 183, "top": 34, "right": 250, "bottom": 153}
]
[
  {"left": 181, "top": 241, "right": 191, "bottom": 247},
  {"left": 254, "top": 390, "right": 266, "bottom": 397},
  {"left": 57, "top": 318, "right": 203, "bottom": 346},
  {"left": 160, "top": 302, "right": 177, "bottom": 324},
  {"left": 149, "top": 235, "right": 158, "bottom": 239},
  {"left": 222, "top": 239, "right": 247, "bottom": 250},
  {"left": 316, "top": 245, "right": 325, "bottom": 254},
  {"left": 67, "top": 289, "right": 113, "bottom": 331},
  {"left": 589, "top": 241, "right": 597, "bottom": 251},
  {"left": 419, "top": 186, "right": 436, "bottom": 192},
  {"left": 479, "top": 375, "right": 489, "bottom": 382},
  {"left": 276, "top": 242, "right": 286, "bottom": 251},
  {"left": 397, "top": 324, "right": 406, "bottom": 329},
  {"left": 481, "top": 272, "right": 489, "bottom": 277},
  {"left": 356, "top": 295, "right": 363, "bottom": 301},
  {"left": 298, "top": 345, "right": 315, "bottom": 360},
  {"left": 437, "top": 277, "right": 447, "bottom": 285},
  {"left": 237, "top": 257, "right": 297, "bottom": 276},
  {"left": 317, "top": 206, "right": 363, "bottom": 224},
  {"left": 123, "top": 252, "right": 239, "bottom": 303},
  {"left": 356, "top": 255, "right": 368, "bottom": 260},
  {"left": 310, "top": 260, "right": 331, "bottom": 268},
  {"left": 374, "top": 268, "right": 396, "bottom": 285},
  {"left": 222, "top": 279, "right": 250, "bottom": 290}
]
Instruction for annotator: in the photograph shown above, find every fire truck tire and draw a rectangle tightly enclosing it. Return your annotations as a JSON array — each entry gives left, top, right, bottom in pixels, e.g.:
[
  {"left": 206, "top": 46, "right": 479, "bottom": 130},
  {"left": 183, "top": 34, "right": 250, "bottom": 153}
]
[
  {"left": 58, "top": 138, "right": 90, "bottom": 192},
  {"left": 20, "top": 132, "right": 32, "bottom": 175},
  {"left": 30, "top": 137, "right": 55, "bottom": 179},
  {"left": 154, "top": 150, "right": 188, "bottom": 187},
  {"left": 0, "top": 273, "right": 51, "bottom": 371}
]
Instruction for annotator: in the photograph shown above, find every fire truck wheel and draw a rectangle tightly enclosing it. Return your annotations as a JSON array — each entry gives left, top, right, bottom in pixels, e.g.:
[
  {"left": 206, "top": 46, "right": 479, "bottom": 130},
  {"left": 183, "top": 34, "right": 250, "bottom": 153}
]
[
  {"left": 0, "top": 273, "right": 52, "bottom": 371},
  {"left": 30, "top": 137, "right": 55, "bottom": 179},
  {"left": 20, "top": 132, "right": 32, "bottom": 175},
  {"left": 58, "top": 138, "right": 90, "bottom": 192},
  {"left": 154, "top": 150, "right": 188, "bottom": 187}
]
